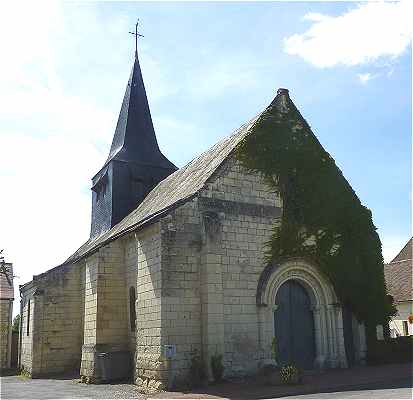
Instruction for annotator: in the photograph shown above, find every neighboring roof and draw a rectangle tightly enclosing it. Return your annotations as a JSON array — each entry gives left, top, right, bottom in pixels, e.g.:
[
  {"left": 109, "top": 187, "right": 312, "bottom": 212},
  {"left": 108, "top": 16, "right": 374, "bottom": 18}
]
[
  {"left": 384, "top": 238, "right": 413, "bottom": 303},
  {"left": 384, "top": 260, "right": 413, "bottom": 303},
  {"left": 391, "top": 237, "right": 412, "bottom": 263}
]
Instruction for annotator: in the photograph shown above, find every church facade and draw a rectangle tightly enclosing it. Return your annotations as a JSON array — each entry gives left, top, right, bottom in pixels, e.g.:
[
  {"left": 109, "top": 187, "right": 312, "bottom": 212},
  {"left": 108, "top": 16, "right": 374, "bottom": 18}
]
[{"left": 19, "top": 50, "right": 367, "bottom": 390}]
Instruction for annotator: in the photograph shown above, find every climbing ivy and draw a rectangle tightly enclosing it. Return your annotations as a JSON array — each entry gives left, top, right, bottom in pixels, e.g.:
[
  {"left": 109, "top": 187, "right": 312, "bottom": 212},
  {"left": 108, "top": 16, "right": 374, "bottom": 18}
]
[{"left": 236, "top": 96, "right": 395, "bottom": 326}]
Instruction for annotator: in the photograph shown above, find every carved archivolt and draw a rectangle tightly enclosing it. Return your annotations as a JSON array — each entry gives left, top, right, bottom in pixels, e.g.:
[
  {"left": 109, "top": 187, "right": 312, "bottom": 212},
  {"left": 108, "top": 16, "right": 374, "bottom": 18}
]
[
  {"left": 257, "top": 258, "right": 338, "bottom": 309},
  {"left": 256, "top": 258, "right": 347, "bottom": 369}
]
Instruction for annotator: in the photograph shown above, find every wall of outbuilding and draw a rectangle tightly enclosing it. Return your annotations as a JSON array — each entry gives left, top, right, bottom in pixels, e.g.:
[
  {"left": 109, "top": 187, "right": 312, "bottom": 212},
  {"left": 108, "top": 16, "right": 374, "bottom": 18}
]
[{"left": 20, "top": 263, "right": 84, "bottom": 376}]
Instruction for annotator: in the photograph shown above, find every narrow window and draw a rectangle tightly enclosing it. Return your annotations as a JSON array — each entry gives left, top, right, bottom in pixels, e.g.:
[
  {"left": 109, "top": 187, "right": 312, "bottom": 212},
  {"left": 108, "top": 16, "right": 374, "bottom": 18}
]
[
  {"left": 26, "top": 300, "right": 31, "bottom": 336},
  {"left": 403, "top": 321, "right": 409, "bottom": 336},
  {"left": 129, "top": 287, "right": 136, "bottom": 332}
]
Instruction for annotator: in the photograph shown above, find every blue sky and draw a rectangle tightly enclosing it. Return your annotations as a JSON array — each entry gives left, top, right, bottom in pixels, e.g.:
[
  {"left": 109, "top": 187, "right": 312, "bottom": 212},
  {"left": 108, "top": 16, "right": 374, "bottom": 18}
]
[{"left": 0, "top": 1, "right": 411, "bottom": 305}]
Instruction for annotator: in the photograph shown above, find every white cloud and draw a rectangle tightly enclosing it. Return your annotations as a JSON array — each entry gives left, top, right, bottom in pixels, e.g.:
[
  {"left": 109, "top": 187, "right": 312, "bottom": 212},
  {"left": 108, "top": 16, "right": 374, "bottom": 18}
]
[
  {"left": 0, "top": 2, "right": 116, "bottom": 307},
  {"left": 357, "top": 72, "right": 377, "bottom": 84},
  {"left": 284, "top": 1, "right": 412, "bottom": 68}
]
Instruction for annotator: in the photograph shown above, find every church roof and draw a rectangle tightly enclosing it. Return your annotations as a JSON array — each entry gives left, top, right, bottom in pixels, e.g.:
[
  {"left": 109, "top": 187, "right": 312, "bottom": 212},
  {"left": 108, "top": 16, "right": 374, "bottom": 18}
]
[
  {"left": 65, "top": 89, "right": 290, "bottom": 264},
  {"left": 384, "top": 238, "right": 413, "bottom": 303},
  {"left": 94, "top": 55, "right": 176, "bottom": 181}
]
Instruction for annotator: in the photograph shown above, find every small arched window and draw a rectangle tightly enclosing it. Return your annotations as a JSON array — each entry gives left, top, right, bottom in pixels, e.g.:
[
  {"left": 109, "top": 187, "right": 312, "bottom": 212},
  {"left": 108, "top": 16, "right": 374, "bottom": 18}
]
[{"left": 129, "top": 287, "right": 136, "bottom": 332}]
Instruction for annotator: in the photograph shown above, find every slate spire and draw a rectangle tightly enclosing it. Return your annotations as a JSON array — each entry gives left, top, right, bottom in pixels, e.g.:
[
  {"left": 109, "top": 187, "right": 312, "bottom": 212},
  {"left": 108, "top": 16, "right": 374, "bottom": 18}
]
[
  {"left": 90, "top": 50, "right": 177, "bottom": 239},
  {"left": 105, "top": 54, "right": 175, "bottom": 169}
]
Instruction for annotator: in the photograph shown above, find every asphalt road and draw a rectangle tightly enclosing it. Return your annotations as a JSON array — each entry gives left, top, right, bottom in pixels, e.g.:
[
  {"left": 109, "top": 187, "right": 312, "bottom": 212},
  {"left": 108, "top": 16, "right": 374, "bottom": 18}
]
[
  {"left": 0, "top": 375, "right": 145, "bottom": 399},
  {"left": 277, "top": 380, "right": 412, "bottom": 399},
  {"left": 1, "top": 375, "right": 412, "bottom": 399}
]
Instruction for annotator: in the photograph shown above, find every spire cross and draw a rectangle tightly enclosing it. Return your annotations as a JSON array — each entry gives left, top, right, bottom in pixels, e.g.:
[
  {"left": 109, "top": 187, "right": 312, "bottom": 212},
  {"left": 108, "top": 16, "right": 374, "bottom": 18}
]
[{"left": 129, "top": 20, "right": 144, "bottom": 57}]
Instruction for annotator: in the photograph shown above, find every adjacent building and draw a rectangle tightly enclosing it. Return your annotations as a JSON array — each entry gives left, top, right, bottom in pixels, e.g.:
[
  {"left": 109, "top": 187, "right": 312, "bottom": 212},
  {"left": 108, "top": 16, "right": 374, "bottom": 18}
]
[
  {"left": 0, "top": 260, "right": 14, "bottom": 371},
  {"left": 384, "top": 238, "right": 413, "bottom": 337}
]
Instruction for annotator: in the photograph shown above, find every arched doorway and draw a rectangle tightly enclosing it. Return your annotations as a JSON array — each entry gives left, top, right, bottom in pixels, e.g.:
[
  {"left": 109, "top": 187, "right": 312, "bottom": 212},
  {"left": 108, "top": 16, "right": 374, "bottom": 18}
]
[{"left": 274, "top": 279, "right": 315, "bottom": 369}]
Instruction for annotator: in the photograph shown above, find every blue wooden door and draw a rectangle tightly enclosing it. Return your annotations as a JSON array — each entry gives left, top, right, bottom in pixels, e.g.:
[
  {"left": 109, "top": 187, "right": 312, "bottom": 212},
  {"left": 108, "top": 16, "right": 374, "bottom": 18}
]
[{"left": 274, "top": 280, "right": 315, "bottom": 369}]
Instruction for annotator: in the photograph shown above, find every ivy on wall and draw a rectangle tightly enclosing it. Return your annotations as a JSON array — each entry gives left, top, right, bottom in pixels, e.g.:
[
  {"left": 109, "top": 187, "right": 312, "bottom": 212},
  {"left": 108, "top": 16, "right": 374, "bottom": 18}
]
[{"left": 236, "top": 94, "right": 395, "bottom": 325}]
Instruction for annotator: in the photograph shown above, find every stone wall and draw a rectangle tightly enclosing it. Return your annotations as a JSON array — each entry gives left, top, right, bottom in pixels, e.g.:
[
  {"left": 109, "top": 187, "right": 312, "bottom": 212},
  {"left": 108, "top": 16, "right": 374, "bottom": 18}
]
[
  {"left": 0, "top": 262, "right": 13, "bottom": 370},
  {"left": 156, "top": 156, "right": 281, "bottom": 385},
  {"left": 20, "top": 263, "right": 84, "bottom": 376},
  {"left": 80, "top": 240, "right": 129, "bottom": 379},
  {"left": 159, "top": 200, "right": 203, "bottom": 388},
  {"left": 199, "top": 157, "right": 281, "bottom": 377},
  {"left": 134, "top": 223, "right": 166, "bottom": 392},
  {"left": 0, "top": 299, "right": 13, "bottom": 370},
  {"left": 124, "top": 235, "right": 138, "bottom": 355},
  {"left": 20, "top": 290, "right": 35, "bottom": 373}
]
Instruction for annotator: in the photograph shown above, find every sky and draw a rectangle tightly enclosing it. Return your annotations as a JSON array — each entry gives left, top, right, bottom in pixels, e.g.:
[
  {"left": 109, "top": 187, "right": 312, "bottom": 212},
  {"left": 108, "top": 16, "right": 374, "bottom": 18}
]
[{"left": 0, "top": 0, "right": 411, "bottom": 313}]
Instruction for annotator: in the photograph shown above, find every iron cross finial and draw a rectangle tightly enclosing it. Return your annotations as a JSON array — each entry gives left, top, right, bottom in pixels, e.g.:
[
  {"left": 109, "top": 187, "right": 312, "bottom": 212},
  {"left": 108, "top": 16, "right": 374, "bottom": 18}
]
[{"left": 129, "top": 19, "right": 144, "bottom": 57}]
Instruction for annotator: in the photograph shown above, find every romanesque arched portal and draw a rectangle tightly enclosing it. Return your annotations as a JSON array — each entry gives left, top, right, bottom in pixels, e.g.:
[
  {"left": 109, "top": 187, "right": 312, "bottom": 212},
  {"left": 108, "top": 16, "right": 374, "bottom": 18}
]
[{"left": 257, "top": 259, "right": 350, "bottom": 369}]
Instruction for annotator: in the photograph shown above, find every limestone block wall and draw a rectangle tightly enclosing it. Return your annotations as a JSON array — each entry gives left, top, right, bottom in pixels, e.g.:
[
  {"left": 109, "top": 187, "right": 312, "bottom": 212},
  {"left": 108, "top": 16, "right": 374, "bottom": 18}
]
[
  {"left": 134, "top": 223, "right": 166, "bottom": 391},
  {"left": 159, "top": 200, "right": 203, "bottom": 387},
  {"left": 0, "top": 262, "right": 14, "bottom": 370},
  {"left": 80, "top": 240, "right": 129, "bottom": 378},
  {"left": 96, "top": 241, "right": 128, "bottom": 346},
  {"left": 20, "top": 290, "right": 35, "bottom": 373},
  {"left": 0, "top": 299, "right": 13, "bottom": 370},
  {"left": 124, "top": 235, "right": 138, "bottom": 354},
  {"left": 20, "top": 263, "right": 84, "bottom": 376},
  {"left": 157, "top": 156, "right": 281, "bottom": 384},
  {"left": 199, "top": 157, "right": 281, "bottom": 376}
]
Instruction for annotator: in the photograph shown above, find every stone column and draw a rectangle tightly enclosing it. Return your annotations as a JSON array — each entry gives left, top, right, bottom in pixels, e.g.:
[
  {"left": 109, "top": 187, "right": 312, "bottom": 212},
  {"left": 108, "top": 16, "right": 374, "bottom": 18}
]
[
  {"left": 200, "top": 211, "right": 225, "bottom": 380},
  {"left": 356, "top": 322, "right": 367, "bottom": 364},
  {"left": 334, "top": 305, "right": 348, "bottom": 368},
  {"left": 312, "top": 306, "right": 326, "bottom": 368}
]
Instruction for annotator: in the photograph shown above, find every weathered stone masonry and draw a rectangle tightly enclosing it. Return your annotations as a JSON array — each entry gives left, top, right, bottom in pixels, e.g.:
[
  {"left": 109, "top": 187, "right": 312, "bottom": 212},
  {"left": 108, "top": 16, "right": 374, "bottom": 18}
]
[
  {"left": 18, "top": 87, "right": 368, "bottom": 389},
  {"left": 20, "top": 263, "right": 84, "bottom": 376},
  {"left": 0, "top": 262, "right": 14, "bottom": 371}
]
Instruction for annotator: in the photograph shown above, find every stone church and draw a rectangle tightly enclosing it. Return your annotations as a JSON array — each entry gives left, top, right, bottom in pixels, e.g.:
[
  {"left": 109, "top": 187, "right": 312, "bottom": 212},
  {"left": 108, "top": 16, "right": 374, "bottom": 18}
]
[{"left": 19, "top": 49, "right": 367, "bottom": 390}]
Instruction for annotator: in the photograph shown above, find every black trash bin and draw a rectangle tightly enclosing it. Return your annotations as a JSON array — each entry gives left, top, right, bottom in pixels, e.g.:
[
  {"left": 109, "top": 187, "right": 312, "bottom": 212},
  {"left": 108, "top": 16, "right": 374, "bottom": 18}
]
[{"left": 96, "top": 350, "right": 132, "bottom": 382}]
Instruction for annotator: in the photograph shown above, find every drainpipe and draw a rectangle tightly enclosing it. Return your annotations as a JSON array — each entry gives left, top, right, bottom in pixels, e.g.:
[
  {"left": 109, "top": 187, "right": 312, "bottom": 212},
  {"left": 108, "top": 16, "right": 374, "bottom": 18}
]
[{"left": 18, "top": 289, "right": 23, "bottom": 370}]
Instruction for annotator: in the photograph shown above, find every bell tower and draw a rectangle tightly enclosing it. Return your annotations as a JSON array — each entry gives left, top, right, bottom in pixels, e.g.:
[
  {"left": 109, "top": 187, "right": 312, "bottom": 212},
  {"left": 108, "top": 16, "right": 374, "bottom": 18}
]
[{"left": 90, "top": 36, "right": 177, "bottom": 238}]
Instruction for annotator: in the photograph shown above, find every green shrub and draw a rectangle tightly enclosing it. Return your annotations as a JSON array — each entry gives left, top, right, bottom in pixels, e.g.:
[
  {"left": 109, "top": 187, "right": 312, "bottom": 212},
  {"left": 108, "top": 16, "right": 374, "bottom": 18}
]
[
  {"left": 279, "top": 364, "right": 300, "bottom": 384},
  {"left": 210, "top": 354, "right": 224, "bottom": 382},
  {"left": 12, "top": 315, "right": 20, "bottom": 333},
  {"left": 367, "top": 336, "right": 413, "bottom": 365}
]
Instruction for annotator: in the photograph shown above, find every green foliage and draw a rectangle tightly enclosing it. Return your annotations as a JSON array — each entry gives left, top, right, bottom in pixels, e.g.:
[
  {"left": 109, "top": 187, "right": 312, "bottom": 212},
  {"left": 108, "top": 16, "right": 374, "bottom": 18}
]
[
  {"left": 12, "top": 314, "right": 20, "bottom": 333},
  {"left": 367, "top": 336, "right": 413, "bottom": 365},
  {"left": 18, "top": 369, "right": 31, "bottom": 379},
  {"left": 279, "top": 364, "right": 300, "bottom": 384},
  {"left": 236, "top": 98, "right": 395, "bottom": 325},
  {"left": 210, "top": 353, "right": 224, "bottom": 382}
]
